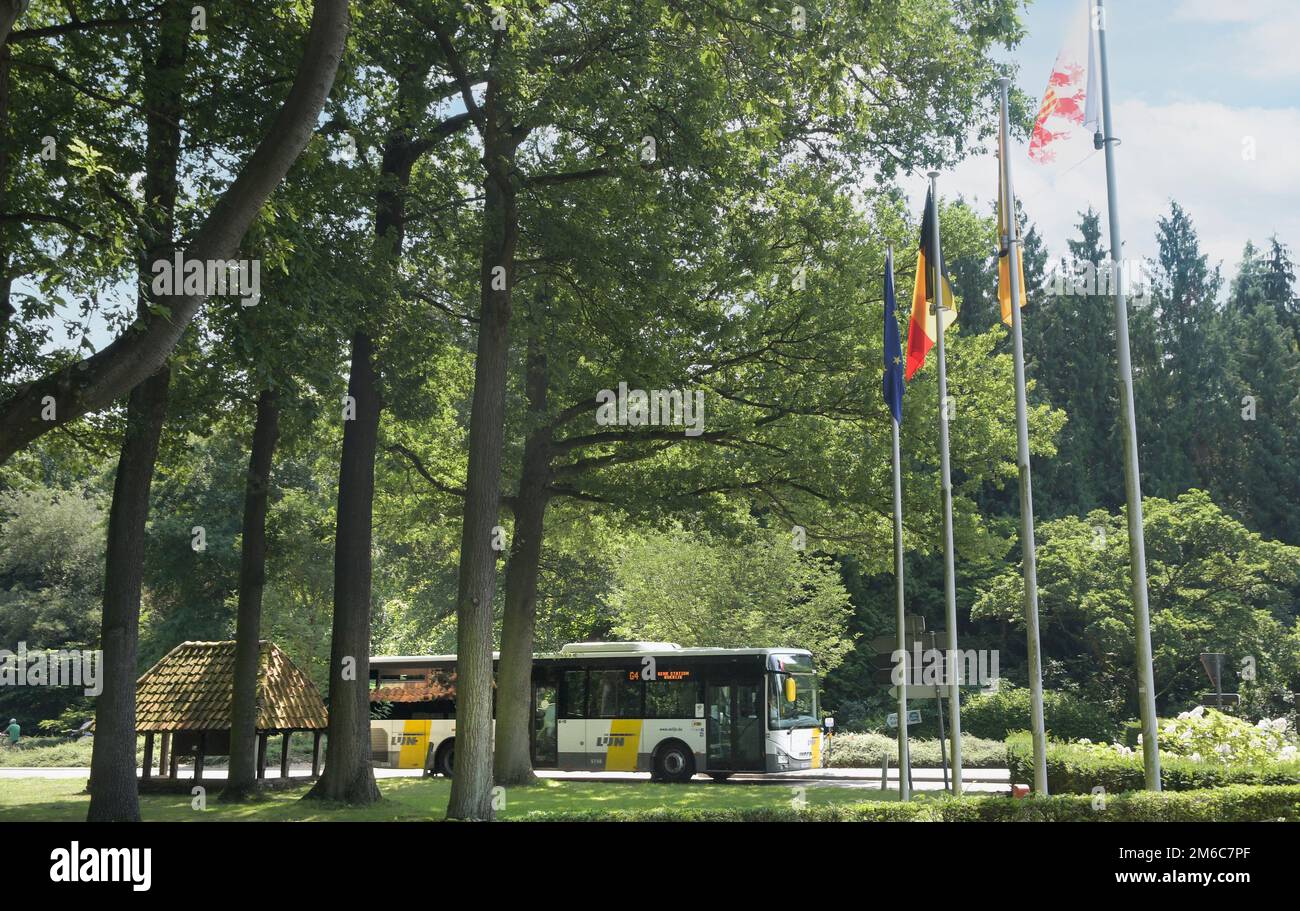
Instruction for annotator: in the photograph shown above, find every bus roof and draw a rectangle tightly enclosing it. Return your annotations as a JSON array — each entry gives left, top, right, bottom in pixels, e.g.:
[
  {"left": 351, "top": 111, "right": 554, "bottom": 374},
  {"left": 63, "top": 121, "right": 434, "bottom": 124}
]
[{"left": 370, "top": 642, "right": 813, "bottom": 667}]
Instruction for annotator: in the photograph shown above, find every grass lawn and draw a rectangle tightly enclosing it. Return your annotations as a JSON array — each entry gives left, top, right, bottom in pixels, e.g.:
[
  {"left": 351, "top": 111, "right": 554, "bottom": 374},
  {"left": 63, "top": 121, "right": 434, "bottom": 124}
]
[{"left": 0, "top": 775, "right": 895, "bottom": 822}]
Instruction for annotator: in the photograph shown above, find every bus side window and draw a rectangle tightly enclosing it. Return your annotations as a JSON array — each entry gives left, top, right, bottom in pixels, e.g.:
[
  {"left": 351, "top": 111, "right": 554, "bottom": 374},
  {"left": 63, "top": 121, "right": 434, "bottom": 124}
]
[{"left": 561, "top": 670, "right": 587, "bottom": 719}]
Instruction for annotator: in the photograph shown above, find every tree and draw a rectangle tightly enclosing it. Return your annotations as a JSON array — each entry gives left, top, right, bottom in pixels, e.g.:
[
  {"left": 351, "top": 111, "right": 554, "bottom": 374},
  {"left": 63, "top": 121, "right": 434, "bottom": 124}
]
[
  {"left": 973, "top": 489, "right": 1300, "bottom": 720},
  {"left": 609, "top": 524, "right": 855, "bottom": 668},
  {"left": 1023, "top": 209, "right": 1124, "bottom": 517},
  {"left": 0, "top": 0, "right": 349, "bottom": 462}
]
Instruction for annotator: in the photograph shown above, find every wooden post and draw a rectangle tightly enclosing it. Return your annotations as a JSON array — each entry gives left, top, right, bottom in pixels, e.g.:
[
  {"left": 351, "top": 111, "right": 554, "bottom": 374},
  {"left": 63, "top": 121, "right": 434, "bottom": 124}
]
[
  {"left": 311, "top": 731, "right": 323, "bottom": 777},
  {"left": 256, "top": 731, "right": 268, "bottom": 780},
  {"left": 142, "top": 733, "right": 154, "bottom": 780},
  {"left": 159, "top": 732, "right": 171, "bottom": 777},
  {"left": 280, "top": 731, "right": 292, "bottom": 779},
  {"left": 194, "top": 732, "right": 206, "bottom": 781},
  {"left": 168, "top": 737, "right": 179, "bottom": 779}
]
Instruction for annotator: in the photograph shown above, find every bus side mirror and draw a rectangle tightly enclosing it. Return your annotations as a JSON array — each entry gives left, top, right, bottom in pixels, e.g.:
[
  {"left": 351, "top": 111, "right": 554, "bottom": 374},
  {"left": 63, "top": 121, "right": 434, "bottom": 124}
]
[{"left": 784, "top": 677, "right": 797, "bottom": 703}]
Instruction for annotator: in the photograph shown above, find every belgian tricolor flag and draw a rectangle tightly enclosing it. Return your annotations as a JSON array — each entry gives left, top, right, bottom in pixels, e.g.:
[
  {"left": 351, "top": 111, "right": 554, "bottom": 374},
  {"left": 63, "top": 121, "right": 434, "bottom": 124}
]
[{"left": 904, "top": 189, "right": 956, "bottom": 380}]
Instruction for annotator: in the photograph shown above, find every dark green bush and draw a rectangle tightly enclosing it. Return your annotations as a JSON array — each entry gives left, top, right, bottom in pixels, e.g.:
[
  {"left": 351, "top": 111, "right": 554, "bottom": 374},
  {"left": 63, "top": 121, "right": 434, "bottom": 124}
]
[
  {"left": 962, "top": 683, "right": 1116, "bottom": 742},
  {"left": 514, "top": 784, "right": 1300, "bottom": 821},
  {"left": 1006, "top": 732, "right": 1300, "bottom": 794}
]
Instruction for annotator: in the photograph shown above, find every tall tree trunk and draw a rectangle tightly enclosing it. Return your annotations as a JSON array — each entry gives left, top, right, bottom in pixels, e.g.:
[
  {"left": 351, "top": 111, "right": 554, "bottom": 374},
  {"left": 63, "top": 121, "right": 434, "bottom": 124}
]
[
  {"left": 494, "top": 338, "right": 551, "bottom": 786},
  {"left": 86, "top": 367, "right": 168, "bottom": 822},
  {"left": 1, "top": 40, "right": 14, "bottom": 363},
  {"left": 86, "top": 0, "right": 189, "bottom": 823},
  {"left": 224, "top": 388, "right": 280, "bottom": 799},
  {"left": 447, "top": 85, "right": 518, "bottom": 821},
  {"left": 303, "top": 79, "right": 423, "bottom": 804},
  {"left": 0, "top": 0, "right": 24, "bottom": 48},
  {"left": 305, "top": 330, "right": 382, "bottom": 804}
]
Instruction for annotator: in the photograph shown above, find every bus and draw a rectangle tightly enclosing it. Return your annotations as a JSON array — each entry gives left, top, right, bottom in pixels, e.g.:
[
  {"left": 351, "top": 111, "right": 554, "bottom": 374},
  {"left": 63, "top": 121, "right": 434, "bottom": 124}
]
[{"left": 368, "top": 641, "right": 828, "bottom": 782}]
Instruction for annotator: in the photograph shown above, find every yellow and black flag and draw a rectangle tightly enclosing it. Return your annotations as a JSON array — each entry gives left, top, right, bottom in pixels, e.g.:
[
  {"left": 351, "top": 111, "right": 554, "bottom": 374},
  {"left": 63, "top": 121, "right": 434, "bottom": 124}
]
[
  {"left": 998, "top": 128, "right": 1029, "bottom": 326},
  {"left": 904, "top": 189, "right": 957, "bottom": 380}
]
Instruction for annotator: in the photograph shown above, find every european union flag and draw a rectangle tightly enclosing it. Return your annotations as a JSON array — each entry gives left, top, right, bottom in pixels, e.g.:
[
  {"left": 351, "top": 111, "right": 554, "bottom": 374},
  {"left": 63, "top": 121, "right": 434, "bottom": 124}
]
[{"left": 882, "top": 248, "right": 904, "bottom": 424}]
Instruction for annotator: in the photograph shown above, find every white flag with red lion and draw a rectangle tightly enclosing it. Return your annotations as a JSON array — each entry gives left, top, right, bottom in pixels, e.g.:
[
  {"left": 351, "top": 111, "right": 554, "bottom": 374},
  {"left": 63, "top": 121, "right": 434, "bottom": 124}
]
[{"left": 1029, "top": 0, "right": 1102, "bottom": 169}]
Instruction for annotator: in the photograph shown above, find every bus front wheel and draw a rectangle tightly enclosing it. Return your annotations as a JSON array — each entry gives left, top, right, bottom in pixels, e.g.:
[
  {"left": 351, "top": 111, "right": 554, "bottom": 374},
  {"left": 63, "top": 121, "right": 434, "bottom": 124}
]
[{"left": 653, "top": 742, "right": 695, "bottom": 783}]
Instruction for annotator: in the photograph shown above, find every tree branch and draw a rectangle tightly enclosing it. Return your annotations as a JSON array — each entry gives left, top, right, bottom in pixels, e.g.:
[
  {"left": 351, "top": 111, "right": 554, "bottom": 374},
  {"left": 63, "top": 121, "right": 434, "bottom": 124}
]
[{"left": 0, "top": 0, "right": 352, "bottom": 463}]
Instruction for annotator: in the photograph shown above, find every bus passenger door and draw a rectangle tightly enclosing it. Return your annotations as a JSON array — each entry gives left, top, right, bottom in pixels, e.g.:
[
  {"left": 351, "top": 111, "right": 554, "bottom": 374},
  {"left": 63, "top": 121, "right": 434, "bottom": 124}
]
[
  {"left": 706, "top": 681, "right": 764, "bottom": 771},
  {"left": 532, "top": 682, "right": 558, "bottom": 767}
]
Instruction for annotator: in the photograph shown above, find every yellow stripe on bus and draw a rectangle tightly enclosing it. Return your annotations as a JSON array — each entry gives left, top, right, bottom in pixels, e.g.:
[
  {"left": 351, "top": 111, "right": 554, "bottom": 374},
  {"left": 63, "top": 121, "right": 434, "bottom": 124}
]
[
  {"left": 604, "top": 719, "right": 642, "bottom": 771},
  {"left": 398, "top": 720, "right": 431, "bottom": 769},
  {"left": 810, "top": 728, "right": 822, "bottom": 769}
]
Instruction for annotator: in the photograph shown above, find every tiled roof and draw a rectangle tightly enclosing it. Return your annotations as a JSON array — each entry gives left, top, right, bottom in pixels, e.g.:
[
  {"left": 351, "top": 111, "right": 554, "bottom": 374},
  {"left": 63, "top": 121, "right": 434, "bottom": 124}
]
[
  {"left": 134, "top": 640, "right": 328, "bottom": 732},
  {"left": 370, "top": 671, "right": 456, "bottom": 704}
]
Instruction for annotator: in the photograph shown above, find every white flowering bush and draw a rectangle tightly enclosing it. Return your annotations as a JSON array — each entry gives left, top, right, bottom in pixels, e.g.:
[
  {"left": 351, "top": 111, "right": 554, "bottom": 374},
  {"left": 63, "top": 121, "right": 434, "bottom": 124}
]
[
  {"left": 1071, "top": 707, "right": 1296, "bottom": 766},
  {"left": 1159, "top": 707, "right": 1295, "bottom": 765}
]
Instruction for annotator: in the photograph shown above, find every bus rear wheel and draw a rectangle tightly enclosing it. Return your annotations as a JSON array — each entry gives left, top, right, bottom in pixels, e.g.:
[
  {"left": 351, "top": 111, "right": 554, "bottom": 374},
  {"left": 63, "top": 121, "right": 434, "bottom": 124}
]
[
  {"left": 434, "top": 741, "right": 454, "bottom": 777},
  {"left": 653, "top": 742, "right": 695, "bottom": 783}
]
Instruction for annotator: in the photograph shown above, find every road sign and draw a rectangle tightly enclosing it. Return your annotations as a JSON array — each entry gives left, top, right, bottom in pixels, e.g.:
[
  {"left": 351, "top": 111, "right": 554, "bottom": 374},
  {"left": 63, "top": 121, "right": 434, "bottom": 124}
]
[
  {"left": 890, "top": 684, "right": 943, "bottom": 700},
  {"left": 887, "top": 710, "right": 922, "bottom": 729}
]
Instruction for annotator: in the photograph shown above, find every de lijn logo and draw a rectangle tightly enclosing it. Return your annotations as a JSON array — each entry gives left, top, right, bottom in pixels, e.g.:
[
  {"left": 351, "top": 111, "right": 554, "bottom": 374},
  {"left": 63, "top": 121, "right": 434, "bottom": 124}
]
[{"left": 49, "top": 842, "right": 152, "bottom": 892}]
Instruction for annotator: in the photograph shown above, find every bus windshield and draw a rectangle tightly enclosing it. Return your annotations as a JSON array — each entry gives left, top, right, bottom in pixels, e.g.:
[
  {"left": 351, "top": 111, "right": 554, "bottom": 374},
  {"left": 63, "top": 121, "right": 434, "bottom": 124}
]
[{"left": 768, "top": 656, "right": 818, "bottom": 730}]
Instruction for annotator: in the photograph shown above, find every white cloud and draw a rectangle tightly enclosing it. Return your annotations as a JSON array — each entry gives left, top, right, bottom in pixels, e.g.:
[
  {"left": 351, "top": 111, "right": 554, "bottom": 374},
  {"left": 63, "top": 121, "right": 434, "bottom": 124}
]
[
  {"left": 1173, "top": 0, "right": 1300, "bottom": 78},
  {"left": 1173, "top": 0, "right": 1287, "bottom": 23},
  {"left": 909, "top": 100, "right": 1300, "bottom": 289}
]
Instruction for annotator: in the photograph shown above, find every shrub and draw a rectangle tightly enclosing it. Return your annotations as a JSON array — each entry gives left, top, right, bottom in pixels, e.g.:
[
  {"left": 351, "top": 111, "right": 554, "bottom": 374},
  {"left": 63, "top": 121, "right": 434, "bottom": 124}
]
[
  {"left": 828, "top": 732, "right": 1007, "bottom": 769},
  {"left": 962, "top": 683, "right": 1116, "bottom": 742},
  {"left": 514, "top": 784, "right": 1300, "bottom": 821},
  {"left": 1006, "top": 732, "right": 1300, "bottom": 794}
]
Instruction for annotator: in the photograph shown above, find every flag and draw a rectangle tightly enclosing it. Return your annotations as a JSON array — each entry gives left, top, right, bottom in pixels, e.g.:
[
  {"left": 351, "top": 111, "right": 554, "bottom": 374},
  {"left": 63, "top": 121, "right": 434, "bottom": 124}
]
[
  {"left": 1029, "top": 0, "right": 1101, "bottom": 169},
  {"left": 998, "top": 126, "right": 1029, "bottom": 326},
  {"left": 904, "top": 189, "right": 956, "bottom": 380},
  {"left": 882, "top": 248, "right": 904, "bottom": 423}
]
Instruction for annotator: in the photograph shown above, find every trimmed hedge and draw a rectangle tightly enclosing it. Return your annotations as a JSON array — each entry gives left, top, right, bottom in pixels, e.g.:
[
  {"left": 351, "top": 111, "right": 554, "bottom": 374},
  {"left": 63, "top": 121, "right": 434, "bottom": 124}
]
[
  {"left": 1006, "top": 732, "right": 1300, "bottom": 794},
  {"left": 827, "top": 732, "right": 1006, "bottom": 769},
  {"left": 514, "top": 784, "right": 1300, "bottom": 822}
]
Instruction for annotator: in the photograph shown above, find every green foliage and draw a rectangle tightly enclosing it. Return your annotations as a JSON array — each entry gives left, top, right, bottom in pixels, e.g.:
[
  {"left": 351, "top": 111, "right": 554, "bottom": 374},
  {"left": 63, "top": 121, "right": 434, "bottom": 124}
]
[
  {"left": 609, "top": 524, "right": 855, "bottom": 669},
  {"left": 1006, "top": 733, "right": 1300, "bottom": 794},
  {"left": 962, "top": 682, "right": 1117, "bottom": 743},
  {"left": 974, "top": 490, "right": 1300, "bottom": 718},
  {"left": 827, "top": 732, "right": 1007, "bottom": 769},
  {"left": 523, "top": 784, "right": 1300, "bottom": 822}
]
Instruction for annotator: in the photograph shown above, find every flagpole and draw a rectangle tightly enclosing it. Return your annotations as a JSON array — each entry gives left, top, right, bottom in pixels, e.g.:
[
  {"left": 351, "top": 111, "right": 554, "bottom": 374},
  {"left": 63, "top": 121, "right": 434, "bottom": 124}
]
[
  {"left": 1094, "top": 0, "right": 1161, "bottom": 791},
  {"left": 927, "top": 172, "right": 963, "bottom": 795},
  {"left": 998, "top": 77, "right": 1048, "bottom": 796},
  {"left": 887, "top": 244, "right": 911, "bottom": 802}
]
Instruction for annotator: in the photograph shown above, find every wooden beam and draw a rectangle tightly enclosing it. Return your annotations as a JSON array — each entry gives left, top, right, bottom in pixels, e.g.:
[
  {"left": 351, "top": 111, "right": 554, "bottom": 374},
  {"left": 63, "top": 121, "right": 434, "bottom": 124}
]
[
  {"left": 257, "top": 731, "right": 268, "bottom": 779},
  {"left": 159, "top": 732, "right": 170, "bottom": 777},
  {"left": 168, "top": 736, "right": 179, "bottom": 779},
  {"left": 142, "top": 733, "right": 154, "bottom": 780},
  {"left": 194, "top": 732, "right": 206, "bottom": 782},
  {"left": 280, "top": 731, "right": 291, "bottom": 779},
  {"left": 311, "top": 730, "right": 323, "bottom": 777}
]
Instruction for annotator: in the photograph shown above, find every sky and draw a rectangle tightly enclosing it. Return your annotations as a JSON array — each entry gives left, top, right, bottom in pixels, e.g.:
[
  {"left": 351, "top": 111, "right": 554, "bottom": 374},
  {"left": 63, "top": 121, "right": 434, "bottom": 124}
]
[
  {"left": 30, "top": 1, "right": 1300, "bottom": 354},
  {"left": 902, "top": 0, "right": 1300, "bottom": 282}
]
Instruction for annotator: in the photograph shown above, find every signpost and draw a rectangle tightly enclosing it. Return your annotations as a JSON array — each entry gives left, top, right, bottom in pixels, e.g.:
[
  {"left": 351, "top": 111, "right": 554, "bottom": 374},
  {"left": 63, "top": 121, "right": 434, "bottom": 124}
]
[{"left": 887, "top": 710, "right": 923, "bottom": 728}]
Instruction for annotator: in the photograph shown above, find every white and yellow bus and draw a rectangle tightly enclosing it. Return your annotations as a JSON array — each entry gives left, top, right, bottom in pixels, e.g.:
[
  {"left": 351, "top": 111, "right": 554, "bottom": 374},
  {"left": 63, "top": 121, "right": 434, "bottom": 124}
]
[{"left": 369, "top": 641, "right": 828, "bottom": 782}]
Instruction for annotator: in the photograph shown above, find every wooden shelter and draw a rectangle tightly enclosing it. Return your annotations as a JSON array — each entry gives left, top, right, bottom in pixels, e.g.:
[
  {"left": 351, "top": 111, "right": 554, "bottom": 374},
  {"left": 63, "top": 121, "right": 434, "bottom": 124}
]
[{"left": 134, "top": 639, "right": 328, "bottom": 784}]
